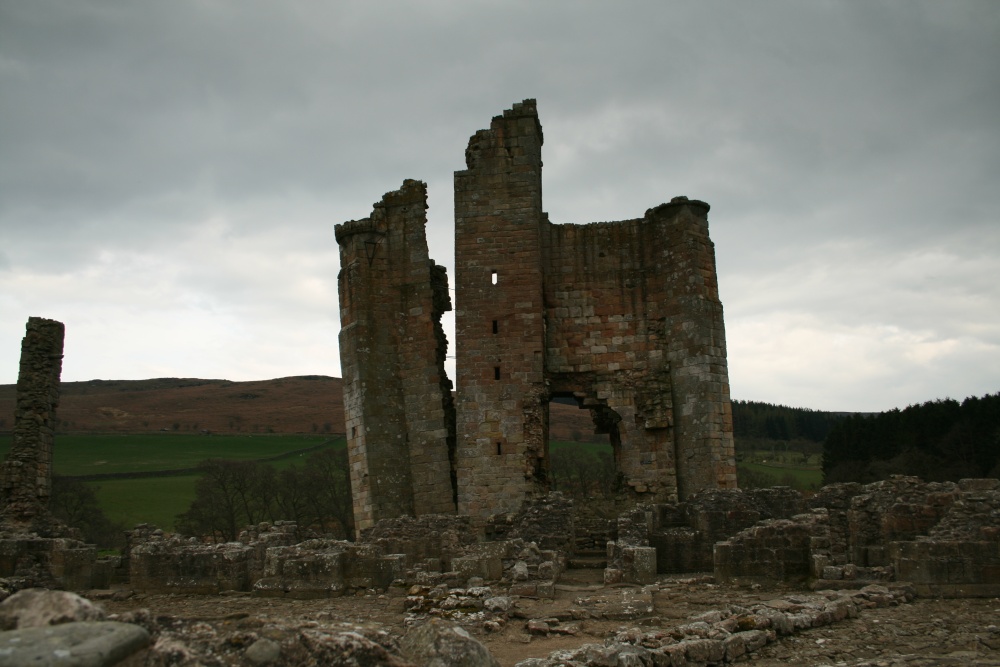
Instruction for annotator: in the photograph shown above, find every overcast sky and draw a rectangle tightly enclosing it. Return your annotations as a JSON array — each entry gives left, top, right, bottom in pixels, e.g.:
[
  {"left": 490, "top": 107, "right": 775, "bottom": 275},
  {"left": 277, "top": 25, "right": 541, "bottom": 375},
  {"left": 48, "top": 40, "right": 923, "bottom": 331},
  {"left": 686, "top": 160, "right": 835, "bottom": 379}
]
[{"left": 1, "top": 1, "right": 997, "bottom": 412}]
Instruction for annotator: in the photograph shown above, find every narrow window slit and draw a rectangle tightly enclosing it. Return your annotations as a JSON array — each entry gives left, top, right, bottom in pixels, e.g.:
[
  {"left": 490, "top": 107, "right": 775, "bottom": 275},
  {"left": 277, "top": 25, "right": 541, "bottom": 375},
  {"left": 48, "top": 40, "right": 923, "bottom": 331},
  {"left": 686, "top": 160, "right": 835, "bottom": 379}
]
[
  {"left": 491, "top": 270, "right": 498, "bottom": 285},
  {"left": 494, "top": 366, "right": 500, "bottom": 380},
  {"left": 492, "top": 320, "right": 498, "bottom": 334},
  {"left": 496, "top": 442, "right": 502, "bottom": 455}
]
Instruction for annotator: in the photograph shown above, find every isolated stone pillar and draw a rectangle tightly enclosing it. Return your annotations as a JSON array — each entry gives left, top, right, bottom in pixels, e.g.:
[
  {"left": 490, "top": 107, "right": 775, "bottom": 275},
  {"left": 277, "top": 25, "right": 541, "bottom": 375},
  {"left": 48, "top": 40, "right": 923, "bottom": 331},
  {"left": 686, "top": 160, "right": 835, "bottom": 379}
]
[{"left": 0, "top": 317, "right": 65, "bottom": 532}]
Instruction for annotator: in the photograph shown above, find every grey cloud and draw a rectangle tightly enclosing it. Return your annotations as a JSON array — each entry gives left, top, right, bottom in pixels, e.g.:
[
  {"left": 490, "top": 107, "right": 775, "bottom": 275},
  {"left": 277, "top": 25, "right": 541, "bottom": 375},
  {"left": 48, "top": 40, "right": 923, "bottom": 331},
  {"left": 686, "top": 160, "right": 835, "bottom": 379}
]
[{"left": 1, "top": 0, "right": 997, "bottom": 410}]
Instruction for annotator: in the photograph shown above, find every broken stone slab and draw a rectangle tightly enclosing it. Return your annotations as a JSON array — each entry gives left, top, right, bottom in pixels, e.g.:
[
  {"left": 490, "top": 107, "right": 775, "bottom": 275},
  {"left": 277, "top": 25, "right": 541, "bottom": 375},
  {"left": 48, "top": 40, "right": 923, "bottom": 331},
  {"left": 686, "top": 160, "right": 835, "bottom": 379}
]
[
  {"left": 571, "top": 586, "right": 655, "bottom": 621},
  {"left": 399, "top": 617, "right": 500, "bottom": 667},
  {"left": 244, "top": 637, "right": 281, "bottom": 665},
  {"left": 0, "top": 588, "right": 105, "bottom": 629},
  {"left": 0, "top": 621, "right": 150, "bottom": 667}
]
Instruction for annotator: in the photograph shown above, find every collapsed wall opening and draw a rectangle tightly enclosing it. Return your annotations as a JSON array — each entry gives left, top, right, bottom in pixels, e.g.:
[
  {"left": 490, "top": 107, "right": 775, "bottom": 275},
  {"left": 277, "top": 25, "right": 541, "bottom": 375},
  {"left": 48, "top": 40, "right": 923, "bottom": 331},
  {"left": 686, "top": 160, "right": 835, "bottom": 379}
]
[{"left": 548, "top": 391, "right": 622, "bottom": 500}]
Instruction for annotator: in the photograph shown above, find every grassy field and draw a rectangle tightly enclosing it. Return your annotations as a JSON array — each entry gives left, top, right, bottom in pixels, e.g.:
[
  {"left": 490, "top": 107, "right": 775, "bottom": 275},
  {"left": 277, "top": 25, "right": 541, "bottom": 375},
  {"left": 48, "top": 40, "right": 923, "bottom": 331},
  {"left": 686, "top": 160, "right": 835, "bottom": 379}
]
[
  {"left": 736, "top": 448, "right": 823, "bottom": 490},
  {"left": 0, "top": 433, "right": 345, "bottom": 531},
  {"left": 89, "top": 474, "right": 201, "bottom": 530},
  {"left": 549, "top": 440, "right": 613, "bottom": 455},
  {"left": 0, "top": 433, "right": 335, "bottom": 476},
  {"left": 737, "top": 462, "right": 823, "bottom": 490}
]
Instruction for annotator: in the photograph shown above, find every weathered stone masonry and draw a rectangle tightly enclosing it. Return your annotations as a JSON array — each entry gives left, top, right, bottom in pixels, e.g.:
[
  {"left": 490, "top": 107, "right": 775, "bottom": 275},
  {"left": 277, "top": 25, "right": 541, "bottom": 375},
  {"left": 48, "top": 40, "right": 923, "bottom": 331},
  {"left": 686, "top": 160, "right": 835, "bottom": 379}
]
[
  {"left": 338, "top": 100, "right": 737, "bottom": 530},
  {"left": 336, "top": 180, "right": 457, "bottom": 532},
  {"left": 1, "top": 317, "right": 65, "bottom": 533},
  {"left": 0, "top": 318, "right": 99, "bottom": 591},
  {"left": 456, "top": 100, "right": 737, "bottom": 515}
]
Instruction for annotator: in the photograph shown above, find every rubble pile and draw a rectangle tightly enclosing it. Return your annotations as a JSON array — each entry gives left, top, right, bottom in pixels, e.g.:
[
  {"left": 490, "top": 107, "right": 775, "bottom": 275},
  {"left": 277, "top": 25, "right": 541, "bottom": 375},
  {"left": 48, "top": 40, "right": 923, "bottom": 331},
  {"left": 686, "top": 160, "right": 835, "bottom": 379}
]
[{"left": 514, "top": 584, "right": 913, "bottom": 667}]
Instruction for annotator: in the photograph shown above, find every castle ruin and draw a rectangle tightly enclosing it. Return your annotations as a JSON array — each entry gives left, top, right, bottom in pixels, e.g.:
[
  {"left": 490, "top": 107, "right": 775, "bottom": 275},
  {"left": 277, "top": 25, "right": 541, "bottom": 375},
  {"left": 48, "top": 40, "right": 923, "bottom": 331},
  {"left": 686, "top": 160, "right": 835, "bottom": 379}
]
[
  {"left": 337, "top": 100, "right": 737, "bottom": 533},
  {"left": 1, "top": 317, "right": 66, "bottom": 534}
]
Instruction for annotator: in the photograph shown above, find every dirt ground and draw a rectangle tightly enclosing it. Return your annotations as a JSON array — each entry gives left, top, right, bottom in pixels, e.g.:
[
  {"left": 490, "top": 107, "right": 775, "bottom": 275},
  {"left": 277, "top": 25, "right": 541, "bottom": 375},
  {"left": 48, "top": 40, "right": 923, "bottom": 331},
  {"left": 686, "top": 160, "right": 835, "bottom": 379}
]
[{"left": 98, "top": 571, "right": 1000, "bottom": 666}]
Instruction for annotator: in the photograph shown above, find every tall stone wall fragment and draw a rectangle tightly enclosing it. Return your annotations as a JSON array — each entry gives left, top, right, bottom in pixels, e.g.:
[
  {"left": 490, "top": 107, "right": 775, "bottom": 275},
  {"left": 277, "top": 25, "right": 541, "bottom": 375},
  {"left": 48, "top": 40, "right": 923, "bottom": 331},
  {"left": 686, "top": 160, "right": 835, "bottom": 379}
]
[
  {"left": 454, "top": 100, "right": 550, "bottom": 516},
  {"left": 1, "top": 317, "right": 65, "bottom": 534},
  {"left": 336, "top": 180, "right": 457, "bottom": 533}
]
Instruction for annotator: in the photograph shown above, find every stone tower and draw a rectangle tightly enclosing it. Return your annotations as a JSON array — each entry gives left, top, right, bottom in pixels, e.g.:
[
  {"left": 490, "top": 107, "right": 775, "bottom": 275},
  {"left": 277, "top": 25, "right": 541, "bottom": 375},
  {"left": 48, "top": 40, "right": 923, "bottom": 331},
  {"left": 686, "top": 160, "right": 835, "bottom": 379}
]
[
  {"left": 453, "top": 101, "right": 550, "bottom": 516},
  {"left": 336, "top": 101, "right": 737, "bottom": 529},
  {"left": 335, "top": 180, "right": 457, "bottom": 533},
  {"left": 453, "top": 100, "right": 737, "bottom": 516}
]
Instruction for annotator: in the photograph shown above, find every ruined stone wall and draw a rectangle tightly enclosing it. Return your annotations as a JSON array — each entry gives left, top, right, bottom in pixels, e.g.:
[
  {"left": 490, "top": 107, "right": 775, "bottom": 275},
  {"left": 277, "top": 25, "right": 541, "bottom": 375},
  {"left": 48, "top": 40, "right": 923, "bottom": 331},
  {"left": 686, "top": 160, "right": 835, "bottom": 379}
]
[
  {"left": 615, "top": 488, "right": 803, "bottom": 575},
  {"left": 338, "top": 101, "right": 736, "bottom": 522},
  {"left": 711, "top": 477, "right": 1000, "bottom": 595},
  {"left": 454, "top": 100, "right": 549, "bottom": 516},
  {"left": 1, "top": 317, "right": 65, "bottom": 534},
  {"left": 543, "top": 200, "right": 736, "bottom": 500},
  {"left": 453, "top": 99, "right": 736, "bottom": 518},
  {"left": 336, "top": 181, "right": 456, "bottom": 533}
]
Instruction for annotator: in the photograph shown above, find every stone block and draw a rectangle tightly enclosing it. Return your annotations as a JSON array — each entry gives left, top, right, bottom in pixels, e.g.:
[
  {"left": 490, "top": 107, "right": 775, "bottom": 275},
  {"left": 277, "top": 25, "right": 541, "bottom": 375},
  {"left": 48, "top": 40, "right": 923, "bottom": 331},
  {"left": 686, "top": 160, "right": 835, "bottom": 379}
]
[{"left": 621, "top": 546, "right": 657, "bottom": 584}]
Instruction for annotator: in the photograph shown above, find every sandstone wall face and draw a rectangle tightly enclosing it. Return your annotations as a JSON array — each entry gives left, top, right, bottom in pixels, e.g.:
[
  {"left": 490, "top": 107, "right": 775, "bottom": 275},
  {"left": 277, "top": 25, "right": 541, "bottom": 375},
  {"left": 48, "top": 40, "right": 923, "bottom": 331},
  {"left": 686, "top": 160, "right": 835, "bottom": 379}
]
[
  {"left": 542, "top": 200, "right": 735, "bottom": 500},
  {"left": 336, "top": 180, "right": 457, "bottom": 533},
  {"left": 454, "top": 100, "right": 550, "bottom": 517},
  {"left": 454, "top": 100, "right": 736, "bottom": 516}
]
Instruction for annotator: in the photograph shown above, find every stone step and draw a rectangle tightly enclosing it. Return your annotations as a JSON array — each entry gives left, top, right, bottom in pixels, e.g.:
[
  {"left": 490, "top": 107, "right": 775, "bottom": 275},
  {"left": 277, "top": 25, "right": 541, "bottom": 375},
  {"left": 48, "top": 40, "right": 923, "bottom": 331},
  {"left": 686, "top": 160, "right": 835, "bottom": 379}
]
[{"left": 567, "top": 556, "right": 608, "bottom": 569}]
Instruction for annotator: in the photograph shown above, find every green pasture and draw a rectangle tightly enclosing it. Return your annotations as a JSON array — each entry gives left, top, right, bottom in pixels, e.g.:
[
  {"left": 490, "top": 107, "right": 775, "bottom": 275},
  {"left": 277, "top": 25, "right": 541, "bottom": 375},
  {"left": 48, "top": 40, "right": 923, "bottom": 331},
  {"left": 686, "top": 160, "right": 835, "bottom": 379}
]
[
  {"left": 88, "top": 475, "right": 200, "bottom": 531},
  {"left": 738, "top": 462, "right": 822, "bottom": 490},
  {"left": 31, "top": 433, "right": 335, "bottom": 476},
  {"left": 0, "top": 433, "right": 347, "bottom": 532},
  {"left": 549, "top": 440, "right": 613, "bottom": 455}
]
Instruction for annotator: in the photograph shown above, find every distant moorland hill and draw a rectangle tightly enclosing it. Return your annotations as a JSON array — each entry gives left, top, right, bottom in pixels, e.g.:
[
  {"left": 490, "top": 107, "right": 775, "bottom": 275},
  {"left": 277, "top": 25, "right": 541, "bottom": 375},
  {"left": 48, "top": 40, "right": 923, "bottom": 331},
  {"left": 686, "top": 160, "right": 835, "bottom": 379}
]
[
  {"left": 0, "top": 376, "right": 345, "bottom": 435},
  {"left": 0, "top": 375, "right": 598, "bottom": 441}
]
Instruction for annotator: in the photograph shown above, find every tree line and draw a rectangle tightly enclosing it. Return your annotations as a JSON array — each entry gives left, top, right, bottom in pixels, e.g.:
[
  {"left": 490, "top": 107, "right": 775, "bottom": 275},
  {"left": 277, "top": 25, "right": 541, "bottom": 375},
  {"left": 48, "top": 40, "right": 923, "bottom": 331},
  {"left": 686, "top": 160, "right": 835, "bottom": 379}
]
[
  {"left": 822, "top": 393, "right": 1000, "bottom": 484},
  {"left": 176, "top": 447, "right": 354, "bottom": 542},
  {"left": 731, "top": 400, "right": 844, "bottom": 443}
]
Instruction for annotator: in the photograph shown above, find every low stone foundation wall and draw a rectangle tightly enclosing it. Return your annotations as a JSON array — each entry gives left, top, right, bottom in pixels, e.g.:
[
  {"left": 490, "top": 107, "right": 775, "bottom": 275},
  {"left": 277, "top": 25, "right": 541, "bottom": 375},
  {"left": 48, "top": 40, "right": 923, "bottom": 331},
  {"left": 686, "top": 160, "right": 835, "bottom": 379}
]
[
  {"left": 361, "top": 514, "right": 476, "bottom": 571},
  {"left": 126, "top": 510, "right": 566, "bottom": 598},
  {"left": 0, "top": 536, "right": 96, "bottom": 591},
  {"left": 254, "top": 539, "right": 405, "bottom": 598},
  {"left": 47, "top": 477, "right": 998, "bottom": 599},
  {"left": 130, "top": 537, "right": 252, "bottom": 594},
  {"left": 484, "top": 492, "right": 576, "bottom": 553},
  {"left": 891, "top": 539, "right": 1000, "bottom": 597},
  {"left": 610, "top": 487, "right": 804, "bottom": 578},
  {"left": 714, "top": 512, "right": 824, "bottom": 586},
  {"left": 710, "top": 477, "right": 1000, "bottom": 594}
]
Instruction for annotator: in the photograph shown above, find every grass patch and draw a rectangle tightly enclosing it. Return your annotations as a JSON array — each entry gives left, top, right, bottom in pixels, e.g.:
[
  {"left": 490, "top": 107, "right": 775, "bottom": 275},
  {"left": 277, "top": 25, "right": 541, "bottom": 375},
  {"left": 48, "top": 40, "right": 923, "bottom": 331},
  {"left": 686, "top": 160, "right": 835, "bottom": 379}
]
[
  {"left": 38, "top": 434, "right": 337, "bottom": 476},
  {"left": 88, "top": 475, "right": 199, "bottom": 532},
  {"left": 738, "top": 462, "right": 822, "bottom": 490},
  {"left": 549, "top": 440, "right": 613, "bottom": 456}
]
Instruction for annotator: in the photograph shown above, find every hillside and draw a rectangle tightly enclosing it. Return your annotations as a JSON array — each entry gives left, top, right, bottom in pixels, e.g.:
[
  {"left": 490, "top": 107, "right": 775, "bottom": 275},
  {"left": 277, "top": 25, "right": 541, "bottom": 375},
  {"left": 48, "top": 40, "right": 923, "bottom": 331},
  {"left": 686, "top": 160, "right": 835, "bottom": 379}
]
[
  {"left": 0, "top": 376, "right": 344, "bottom": 435},
  {"left": 1, "top": 376, "right": 849, "bottom": 451},
  {"left": 0, "top": 375, "right": 596, "bottom": 440}
]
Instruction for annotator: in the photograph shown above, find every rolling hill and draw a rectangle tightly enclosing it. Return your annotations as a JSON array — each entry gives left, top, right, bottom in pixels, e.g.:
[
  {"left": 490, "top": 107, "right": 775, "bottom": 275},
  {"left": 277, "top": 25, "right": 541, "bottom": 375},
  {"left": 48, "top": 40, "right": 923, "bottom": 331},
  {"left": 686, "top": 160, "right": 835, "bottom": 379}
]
[{"left": 0, "top": 375, "right": 599, "bottom": 441}]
